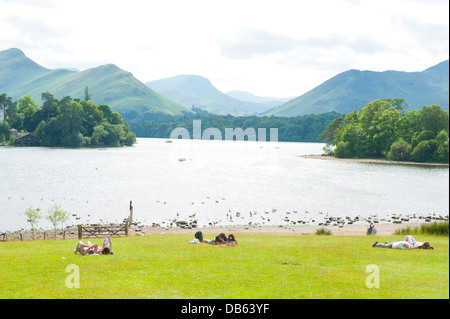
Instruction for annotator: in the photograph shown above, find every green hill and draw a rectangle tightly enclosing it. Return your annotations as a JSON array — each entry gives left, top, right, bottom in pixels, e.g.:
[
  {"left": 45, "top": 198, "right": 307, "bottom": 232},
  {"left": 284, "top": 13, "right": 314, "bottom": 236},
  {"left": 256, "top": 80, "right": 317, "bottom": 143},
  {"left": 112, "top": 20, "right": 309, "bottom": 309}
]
[
  {"left": 267, "top": 60, "right": 449, "bottom": 117},
  {"left": 0, "top": 48, "right": 189, "bottom": 115},
  {"left": 146, "top": 74, "right": 275, "bottom": 116}
]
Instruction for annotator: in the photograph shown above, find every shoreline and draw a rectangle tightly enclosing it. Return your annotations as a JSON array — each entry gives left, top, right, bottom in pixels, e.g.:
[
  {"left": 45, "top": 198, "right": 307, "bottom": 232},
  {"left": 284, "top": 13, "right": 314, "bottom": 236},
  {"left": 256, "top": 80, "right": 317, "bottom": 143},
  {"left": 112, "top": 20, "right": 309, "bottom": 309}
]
[
  {"left": 300, "top": 154, "right": 449, "bottom": 167},
  {"left": 2, "top": 221, "right": 444, "bottom": 242},
  {"left": 139, "top": 221, "right": 430, "bottom": 237}
]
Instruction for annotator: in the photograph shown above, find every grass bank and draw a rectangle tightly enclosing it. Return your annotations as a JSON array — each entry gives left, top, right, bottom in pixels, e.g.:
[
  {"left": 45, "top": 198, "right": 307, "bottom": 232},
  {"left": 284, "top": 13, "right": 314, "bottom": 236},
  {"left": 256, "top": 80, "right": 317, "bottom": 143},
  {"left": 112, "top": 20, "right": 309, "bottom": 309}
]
[{"left": 0, "top": 234, "right": 448, "bottom": 299}]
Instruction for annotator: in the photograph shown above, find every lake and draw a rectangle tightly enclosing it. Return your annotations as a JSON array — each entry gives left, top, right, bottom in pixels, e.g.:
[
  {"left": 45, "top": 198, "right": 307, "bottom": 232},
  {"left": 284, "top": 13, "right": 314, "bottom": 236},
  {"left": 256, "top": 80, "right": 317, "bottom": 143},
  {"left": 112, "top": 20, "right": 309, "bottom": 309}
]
[{"left": 0, "top": 138, "right": 448, "bottom": 232}]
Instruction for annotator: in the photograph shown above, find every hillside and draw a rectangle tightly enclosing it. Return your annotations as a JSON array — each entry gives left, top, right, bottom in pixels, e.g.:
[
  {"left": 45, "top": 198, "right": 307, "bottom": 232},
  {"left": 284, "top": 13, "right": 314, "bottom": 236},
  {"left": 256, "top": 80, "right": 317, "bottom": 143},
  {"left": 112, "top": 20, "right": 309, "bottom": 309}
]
[
  {"left": 266, "top": 60, "right": 449, "bottom": 117},
  {"left": 0, "top": 48, "right": 189, "bottom": 115},
  {"left": 146, "top": 75, "right": 277, "bottom": 116},
  {"left": 226, "top": 90, "right": 292, "bottom": 109}
]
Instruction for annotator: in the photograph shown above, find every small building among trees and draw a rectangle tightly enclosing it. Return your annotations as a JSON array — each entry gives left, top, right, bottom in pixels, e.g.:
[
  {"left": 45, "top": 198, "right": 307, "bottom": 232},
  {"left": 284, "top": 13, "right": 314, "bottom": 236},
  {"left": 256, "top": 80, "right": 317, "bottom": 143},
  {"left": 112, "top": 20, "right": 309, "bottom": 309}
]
[{"left": 14, "top": 132, "right": 40, "bottom": 146}]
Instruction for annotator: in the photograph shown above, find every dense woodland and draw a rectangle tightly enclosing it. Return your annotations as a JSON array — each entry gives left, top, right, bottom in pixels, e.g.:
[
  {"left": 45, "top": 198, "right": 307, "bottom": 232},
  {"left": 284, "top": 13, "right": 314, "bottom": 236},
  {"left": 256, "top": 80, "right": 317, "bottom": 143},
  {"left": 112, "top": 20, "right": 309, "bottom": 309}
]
[
  {"left": 127, "top": 107, "right": 344, "bottom": 142},
  {"left": 2, "top": 91, "right": 449, "bottom": 165},
  {"left": 320, "top": 99, "right": 449, "bottom": 163},
  {"left": 0, "top": 92, "right": 136, "bottom": 147}
]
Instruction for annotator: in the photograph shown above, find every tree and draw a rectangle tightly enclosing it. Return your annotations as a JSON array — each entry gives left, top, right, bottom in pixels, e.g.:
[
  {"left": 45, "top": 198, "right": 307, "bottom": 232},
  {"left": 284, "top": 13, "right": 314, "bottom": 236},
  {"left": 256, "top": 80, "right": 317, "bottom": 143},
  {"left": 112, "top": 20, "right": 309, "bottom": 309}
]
[
  {"left": 41, "top": 92, "right": 57, "bottom": 120},
  {"left": 416, "top": 104, "right": 449, "bottom": 135},
  {"left": 387, "top": 139, "right": 413, "bottom": 161},
  {"left": 358, "top": 100, "right": 400, "bottom": 156},
  {"left": 5, "top": 99, "right": 21, "bottom": 130},
  {"left": 18, "top": 96, "right": 39, "bottom": 132},
  {"left": 124, "top": 131, "right": 136, "bottom": 146},
  {"left": 46, "top": 204, "right": 70, "bottom": 239},
  {"left": 84, "top": 86, "right": 91, "bottom": 101},
  {"left": 1, "top": 93, "right": 13, "bottom": 136},
  {"left": 58, "top": 100, "right": 83, "bottom": 139},
  {"left": 411, "top": 140, "right": 439, "bottom": 163},
  {"left": 80, "top": 100, "right": 103, "bottom": 136},
  {"left": 318, "top": 117, "right": 344, "bottom": 142},
  {"left": 24, "top": 207, "right": 42, "bottom": 240},
  {"left": 339, "top": 123, "right": 369, "bottom": 157},
  {"left": 412, "top": 130, "right": 435, "bottom": 148}
]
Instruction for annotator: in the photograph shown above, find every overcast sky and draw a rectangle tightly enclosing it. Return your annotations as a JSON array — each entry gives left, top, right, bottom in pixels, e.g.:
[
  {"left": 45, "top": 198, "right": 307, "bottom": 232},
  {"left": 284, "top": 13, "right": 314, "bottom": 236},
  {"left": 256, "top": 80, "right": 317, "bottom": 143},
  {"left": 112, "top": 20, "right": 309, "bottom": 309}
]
[{"left": 0, "top": 0, "right": 448, "bottom": 98}]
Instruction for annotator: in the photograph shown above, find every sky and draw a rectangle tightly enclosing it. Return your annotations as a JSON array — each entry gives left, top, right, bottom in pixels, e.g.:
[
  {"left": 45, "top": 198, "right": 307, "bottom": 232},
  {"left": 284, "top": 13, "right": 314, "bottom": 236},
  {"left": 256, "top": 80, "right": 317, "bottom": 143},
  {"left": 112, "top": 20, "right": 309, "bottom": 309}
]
[{"left": 0, "top": 0, "right": 449, "bottom": 98}]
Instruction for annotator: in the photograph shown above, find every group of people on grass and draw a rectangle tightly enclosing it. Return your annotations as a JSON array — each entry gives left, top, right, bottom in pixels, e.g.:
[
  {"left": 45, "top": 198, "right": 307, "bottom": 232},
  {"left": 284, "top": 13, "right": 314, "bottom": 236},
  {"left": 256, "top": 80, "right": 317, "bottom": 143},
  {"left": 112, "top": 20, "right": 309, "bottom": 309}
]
[
  {"left": 189, "top": 231, "right": 238, "bottom": 246},
  {"left": 74, "top": 235, "right": 114, "bottom": 256},
  {"left": 73, "top": 225, "right": 436, "bottom": 256},
  {"left": 74, "top": 231, "right": 238, "bottom": 256},
  {"left": 373, "top": 234, "right": 434, "bottom": 250},
  {"left": 366, "top": 223, "right": 434, "bottom": 250}
]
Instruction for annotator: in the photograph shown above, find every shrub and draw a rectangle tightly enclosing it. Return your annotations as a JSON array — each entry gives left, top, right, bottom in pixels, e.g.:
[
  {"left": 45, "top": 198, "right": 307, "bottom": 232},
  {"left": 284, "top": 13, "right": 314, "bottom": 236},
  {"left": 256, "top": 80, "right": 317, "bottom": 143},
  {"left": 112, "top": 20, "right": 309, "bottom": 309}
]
[
  {"left": 395, "top": 221, "right": 449, "bottom": 236},
  {"left": 411, "top": 140, "right": 439, "bottom": 162},
  {"left": 420, "top": 221, "right": 449, "bottom": 236},
  {"left": 387, "top": 139, "right": 412, "bottom": 161},
  {"left": 316, "top": 228, "right": 332, "bottom": 236},
  {"left": 334, "top": 141, "right": 350, "bottom": 158}
]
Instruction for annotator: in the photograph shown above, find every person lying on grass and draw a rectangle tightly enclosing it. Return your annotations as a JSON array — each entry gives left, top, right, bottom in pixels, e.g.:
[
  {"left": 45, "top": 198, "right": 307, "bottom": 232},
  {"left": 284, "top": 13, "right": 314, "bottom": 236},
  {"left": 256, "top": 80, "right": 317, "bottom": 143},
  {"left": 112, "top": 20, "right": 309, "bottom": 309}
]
[
  {"left": 208, "top": 232, "right": 228, "bottom": 245},
  {"left": 227, "top": 234, "right": 238, "bottom": 246},
  {"left": 373, "top": 235, "right": 434, "bottom": 250},
  {"left": 209, "top": 233, "right": 238, "bottom": 246},
  {"left": 74, "top": 235, "right": 114, "bottom": 255},
  {"left": 188, "top": 231, "right": 238, "bottom": 246}
]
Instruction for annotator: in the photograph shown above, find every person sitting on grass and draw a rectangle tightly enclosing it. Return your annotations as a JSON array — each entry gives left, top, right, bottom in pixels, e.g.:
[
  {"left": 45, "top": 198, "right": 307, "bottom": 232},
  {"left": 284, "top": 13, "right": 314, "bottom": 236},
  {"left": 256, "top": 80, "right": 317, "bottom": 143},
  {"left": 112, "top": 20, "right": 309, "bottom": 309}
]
[
  {"left": 373, "top": 235, "right": 434, "bottom": 250},
  {"left": 74, "top": 235, "right": 114, "bottom": 255},
  {"left": 366, "top": 223, "right": 377, "bottom": 235}
]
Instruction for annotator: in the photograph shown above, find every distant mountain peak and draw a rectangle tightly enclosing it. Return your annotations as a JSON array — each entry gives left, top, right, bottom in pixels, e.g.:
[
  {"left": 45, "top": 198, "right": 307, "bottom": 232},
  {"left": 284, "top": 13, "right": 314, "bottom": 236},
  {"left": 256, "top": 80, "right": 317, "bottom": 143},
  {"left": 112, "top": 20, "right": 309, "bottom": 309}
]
[
  {"left": 266, "top": 60, "right": 449, "bottom": 117},
  {"left": 0, "top": 47, "right": 25, "bottom": 57},
  {"left": 146, "top": 75, "right": 282, "bottom": 115},
  {"left": 0, "top": 48, "right": 189, "bottom": 116}
]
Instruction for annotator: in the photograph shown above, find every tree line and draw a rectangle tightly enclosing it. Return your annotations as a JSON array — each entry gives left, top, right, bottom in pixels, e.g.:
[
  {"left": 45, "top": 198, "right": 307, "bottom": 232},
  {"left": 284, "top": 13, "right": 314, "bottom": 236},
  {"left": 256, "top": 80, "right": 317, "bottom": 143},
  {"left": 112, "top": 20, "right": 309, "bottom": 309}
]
[
  {"left": 0, "top": 92, "right": 136, "bottom": 147},
  {"left": 319, "top": 99, "right": 449, "bottom": 163},
  {"left": 127, "top": 107, "right": 344, "bottom": 143}
]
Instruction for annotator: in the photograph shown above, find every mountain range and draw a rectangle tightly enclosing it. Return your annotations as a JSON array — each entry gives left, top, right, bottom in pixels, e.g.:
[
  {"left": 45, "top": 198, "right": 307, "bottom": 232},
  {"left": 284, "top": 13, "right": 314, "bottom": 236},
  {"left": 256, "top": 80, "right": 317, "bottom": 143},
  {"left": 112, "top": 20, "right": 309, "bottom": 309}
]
[
  {"left": 1, "top": 48, "right": 448, "bottom": 118},
  {"left": 145, "top": 75, "right": 286, "bottom": 116},
  {"left": 0, "top": 48, "right": 189, "bottom": 115},
  {"left": 266, "top": 60, "right": 449, "bottom": 116}
]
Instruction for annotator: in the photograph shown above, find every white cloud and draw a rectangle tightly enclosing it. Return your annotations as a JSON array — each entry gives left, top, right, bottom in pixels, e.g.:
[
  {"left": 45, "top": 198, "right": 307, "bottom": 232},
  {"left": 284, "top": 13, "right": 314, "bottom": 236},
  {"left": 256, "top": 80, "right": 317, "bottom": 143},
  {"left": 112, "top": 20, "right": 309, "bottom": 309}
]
[{"left": 0, "top": 0, "right": 448, "bottom": 98}]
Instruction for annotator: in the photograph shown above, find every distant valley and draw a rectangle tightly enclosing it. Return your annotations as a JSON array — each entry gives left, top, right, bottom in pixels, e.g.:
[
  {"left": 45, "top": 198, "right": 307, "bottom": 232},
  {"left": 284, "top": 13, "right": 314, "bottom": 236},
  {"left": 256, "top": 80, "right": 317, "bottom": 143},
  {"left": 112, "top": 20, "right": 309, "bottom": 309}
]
[{"left": 145, "top": 75, "right": 288, "bottom": 116}]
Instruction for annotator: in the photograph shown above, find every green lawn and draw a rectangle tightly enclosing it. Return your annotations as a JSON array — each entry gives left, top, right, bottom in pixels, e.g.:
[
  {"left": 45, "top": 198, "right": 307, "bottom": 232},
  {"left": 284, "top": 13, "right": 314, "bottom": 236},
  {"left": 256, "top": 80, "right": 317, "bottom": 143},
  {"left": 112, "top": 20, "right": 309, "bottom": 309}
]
[{"left": 0, "top": 234, "right": 448, "bottom": 299}]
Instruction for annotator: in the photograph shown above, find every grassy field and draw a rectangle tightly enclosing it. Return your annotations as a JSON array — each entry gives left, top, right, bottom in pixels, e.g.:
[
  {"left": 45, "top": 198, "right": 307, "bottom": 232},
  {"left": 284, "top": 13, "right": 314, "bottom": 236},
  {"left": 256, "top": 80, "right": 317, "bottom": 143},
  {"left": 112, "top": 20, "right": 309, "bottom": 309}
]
[{"left": 0, "top": 233, "right": 448, "bottom": 299}]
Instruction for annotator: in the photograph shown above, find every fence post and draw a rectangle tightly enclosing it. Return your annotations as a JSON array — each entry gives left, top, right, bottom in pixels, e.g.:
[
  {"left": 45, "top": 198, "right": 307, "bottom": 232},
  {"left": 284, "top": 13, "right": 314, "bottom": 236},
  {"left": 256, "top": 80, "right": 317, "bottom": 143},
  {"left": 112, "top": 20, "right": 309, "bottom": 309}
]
[
  {"left": 78, "top": 225, "right": 82, "bottom": 240},
  {"left": 129, "top": 201, "right": 133, "bottom": 226}
]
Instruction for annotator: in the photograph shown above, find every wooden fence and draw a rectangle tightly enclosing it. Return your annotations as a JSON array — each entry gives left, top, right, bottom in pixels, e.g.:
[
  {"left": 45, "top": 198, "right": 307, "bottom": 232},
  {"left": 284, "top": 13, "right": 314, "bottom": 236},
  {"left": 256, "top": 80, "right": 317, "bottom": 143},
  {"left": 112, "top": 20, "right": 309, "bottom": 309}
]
[{"left": 77, "top": 224, "right": 129, "bottom": 239}]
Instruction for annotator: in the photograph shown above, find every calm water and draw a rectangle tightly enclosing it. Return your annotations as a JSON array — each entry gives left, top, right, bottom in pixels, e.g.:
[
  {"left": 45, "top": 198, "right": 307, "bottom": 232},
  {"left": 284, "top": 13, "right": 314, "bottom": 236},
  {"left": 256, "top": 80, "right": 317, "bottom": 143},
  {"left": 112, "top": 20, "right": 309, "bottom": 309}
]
[{"left": 0, "top": 138, "right": 448, "bottom": 232}]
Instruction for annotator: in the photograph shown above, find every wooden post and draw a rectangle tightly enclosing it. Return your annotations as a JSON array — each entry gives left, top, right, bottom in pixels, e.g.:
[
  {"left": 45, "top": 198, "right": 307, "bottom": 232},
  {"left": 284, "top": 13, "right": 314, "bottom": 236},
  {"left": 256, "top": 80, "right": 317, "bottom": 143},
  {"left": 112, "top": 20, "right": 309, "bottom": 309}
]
[
  {"left": 129, "top": 201, "right": 133, "bottom": 226},
  {"left": 125, "top": 223, "right": 129, "bottom": 237},
  {"left": 78, "top": 225, "right": 82, "bottom": 240}
]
